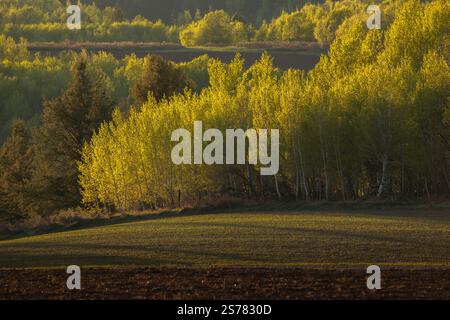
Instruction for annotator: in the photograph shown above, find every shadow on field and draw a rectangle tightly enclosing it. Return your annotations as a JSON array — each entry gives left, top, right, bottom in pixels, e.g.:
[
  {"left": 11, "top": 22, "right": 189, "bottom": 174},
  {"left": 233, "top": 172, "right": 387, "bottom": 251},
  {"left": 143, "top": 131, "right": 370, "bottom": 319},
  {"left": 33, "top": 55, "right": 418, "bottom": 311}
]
[
  {"left": 164, "top": 221, "right": 437, "bottom": 248},
  {"left": 1, "top": 241, "right": 275, "bottom": 268},
  {"left": 2, "top": 202, "right": 449, "bottom": 242},
  {"left": 2, "top": 219, "right": 449, "bottom": 268}
]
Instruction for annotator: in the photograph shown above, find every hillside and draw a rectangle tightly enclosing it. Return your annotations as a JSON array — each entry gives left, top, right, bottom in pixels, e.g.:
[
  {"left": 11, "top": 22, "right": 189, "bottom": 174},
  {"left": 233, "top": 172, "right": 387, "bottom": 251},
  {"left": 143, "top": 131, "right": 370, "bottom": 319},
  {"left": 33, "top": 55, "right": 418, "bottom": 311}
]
[
  {"left": 1, "top": 209, "right": 449, "bottom": 268},
  {"left": 72, "top": 0, "right": 325, "bottom": 24}
]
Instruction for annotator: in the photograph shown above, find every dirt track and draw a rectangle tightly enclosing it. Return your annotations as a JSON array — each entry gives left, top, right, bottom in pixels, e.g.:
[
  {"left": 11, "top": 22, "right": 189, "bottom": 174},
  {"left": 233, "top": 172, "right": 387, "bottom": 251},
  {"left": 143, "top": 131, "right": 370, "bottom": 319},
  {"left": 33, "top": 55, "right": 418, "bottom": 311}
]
[{"left": 1, "top": 267, "right": 449, "bottom": 300}]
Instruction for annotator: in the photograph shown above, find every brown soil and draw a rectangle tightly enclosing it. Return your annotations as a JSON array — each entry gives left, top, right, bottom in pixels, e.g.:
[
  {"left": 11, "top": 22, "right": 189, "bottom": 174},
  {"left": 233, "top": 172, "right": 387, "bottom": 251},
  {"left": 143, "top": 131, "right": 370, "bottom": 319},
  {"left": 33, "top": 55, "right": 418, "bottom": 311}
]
[{"left": 0, "top": 267, "right": 449, "bottom": 300}]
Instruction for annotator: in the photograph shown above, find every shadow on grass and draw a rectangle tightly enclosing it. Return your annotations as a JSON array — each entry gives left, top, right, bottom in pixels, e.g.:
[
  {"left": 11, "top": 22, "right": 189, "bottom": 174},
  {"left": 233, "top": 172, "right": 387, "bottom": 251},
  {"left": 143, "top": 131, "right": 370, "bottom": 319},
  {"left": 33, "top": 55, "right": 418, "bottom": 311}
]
[
  {"left": 1, "top": 201, "right": 449, "bottom": 242},
  {"left": 2, "top": 218, "right": 449, "bottom": 269},
  {"left": 0, "top": 252, "right": 180, "bottom": 268},
  {"left": 0, "top": 209, "right": 179, "bottom": 242},
  {"left": 165, "top": 221, "right": 450, "bottom": 250}
]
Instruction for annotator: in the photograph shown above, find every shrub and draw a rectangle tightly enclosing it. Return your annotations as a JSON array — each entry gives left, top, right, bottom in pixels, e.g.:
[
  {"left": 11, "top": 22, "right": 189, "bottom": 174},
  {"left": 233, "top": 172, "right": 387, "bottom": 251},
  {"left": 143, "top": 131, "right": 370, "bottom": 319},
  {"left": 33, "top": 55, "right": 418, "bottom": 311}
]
[{"left": 180, "top": 10, "right": 249, "bottom": 46}]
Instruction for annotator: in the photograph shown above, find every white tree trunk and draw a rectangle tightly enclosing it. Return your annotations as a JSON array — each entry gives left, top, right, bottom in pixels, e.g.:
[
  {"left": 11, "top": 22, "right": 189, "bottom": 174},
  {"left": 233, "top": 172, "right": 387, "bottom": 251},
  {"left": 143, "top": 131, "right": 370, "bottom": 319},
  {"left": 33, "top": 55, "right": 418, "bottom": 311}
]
[{"left": 377, "top": 154, "right": 389, "bottom": 198}]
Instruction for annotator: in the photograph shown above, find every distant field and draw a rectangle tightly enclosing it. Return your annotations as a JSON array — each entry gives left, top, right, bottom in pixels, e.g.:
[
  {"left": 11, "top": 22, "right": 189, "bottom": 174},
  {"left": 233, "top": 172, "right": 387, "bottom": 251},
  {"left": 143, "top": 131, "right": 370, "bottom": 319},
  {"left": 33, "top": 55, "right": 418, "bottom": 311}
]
[
  {"left": 0, "top": 209, "right": 449, "bottom": 269},
  {"left": 27, "top": 42, "right": 323, "bottom": 70}
]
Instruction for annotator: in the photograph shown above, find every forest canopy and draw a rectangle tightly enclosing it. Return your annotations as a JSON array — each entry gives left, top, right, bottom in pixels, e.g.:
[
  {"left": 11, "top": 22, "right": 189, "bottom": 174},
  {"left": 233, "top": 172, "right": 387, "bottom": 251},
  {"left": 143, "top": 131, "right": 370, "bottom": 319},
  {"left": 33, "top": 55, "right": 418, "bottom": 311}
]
[
  {"left": 0, "top": 0, "right": 449, "bottom": 224},
  {"left": 0, "top": 34, "right": 211, "bottom": 141},
  {"left": 78, "top": 0, "right": 450, "bottom": 209}
]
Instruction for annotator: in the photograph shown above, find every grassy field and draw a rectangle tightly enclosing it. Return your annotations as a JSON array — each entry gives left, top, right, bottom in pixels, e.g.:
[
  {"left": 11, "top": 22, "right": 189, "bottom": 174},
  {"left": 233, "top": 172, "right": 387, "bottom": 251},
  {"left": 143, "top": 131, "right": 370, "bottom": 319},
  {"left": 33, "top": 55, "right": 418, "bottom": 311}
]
[{"left": 0, "top": 208, "right": 449, "bottom": 269}]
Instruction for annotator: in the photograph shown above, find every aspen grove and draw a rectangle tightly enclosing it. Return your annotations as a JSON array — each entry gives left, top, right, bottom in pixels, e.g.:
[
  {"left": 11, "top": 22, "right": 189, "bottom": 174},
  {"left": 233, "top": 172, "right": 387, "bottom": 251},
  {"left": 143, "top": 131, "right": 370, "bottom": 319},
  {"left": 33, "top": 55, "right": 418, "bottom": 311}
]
[{"left": 77, "top": 0, "right": 449, "bottom": 210}]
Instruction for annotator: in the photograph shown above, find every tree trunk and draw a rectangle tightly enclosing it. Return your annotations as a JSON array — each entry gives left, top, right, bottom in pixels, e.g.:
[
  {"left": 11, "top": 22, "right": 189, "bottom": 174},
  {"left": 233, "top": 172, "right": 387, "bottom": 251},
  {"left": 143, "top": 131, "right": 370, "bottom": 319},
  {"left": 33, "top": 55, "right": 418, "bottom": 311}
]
[
  {"left": 295, "top": 163, "right": 300, "bottom": 201},
  {"left": 334, "top": 141, "right": 345, "bottom": 201},
  {"left": 247, "top": 163, "right": 253, "bottom": 199},
  {"left": 377, "top": 154, "right": 389, "bottom": 198},
  {"left": 424, "top": 177, "right": 431, "bottom": 201},
  {"left": 274, "top": 174, "right": 281, "bottom": 200},
  {"left": 297, "top": 140, "right": 309, "bottom": 201},
  {"left": 319, "top": 125, "right": 329, "bottom": 201}
]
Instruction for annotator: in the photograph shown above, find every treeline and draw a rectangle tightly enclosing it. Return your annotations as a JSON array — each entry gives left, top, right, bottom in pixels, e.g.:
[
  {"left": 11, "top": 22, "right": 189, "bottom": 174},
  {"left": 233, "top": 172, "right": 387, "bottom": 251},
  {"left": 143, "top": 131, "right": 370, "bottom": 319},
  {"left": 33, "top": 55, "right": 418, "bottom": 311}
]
[
  {"left": 0, "top": 54, "right": 118, "bottom": 222},
  {"left": 0, "top": 0, "right": 448, "bottom": 224},
  {"left": 78, "top": 0, "right": 449, "bottom": 210},
  {"left": 1, "top": 0, "right": 392, "bottom": 46},
  {"left": 180, "top": 1, "right": 382, "bottom": 46},
  {"left": 0, "top": 0, "right": 179, "bottom": 42},
  {"left": 39, "top": 0, "right": 324, "bottom": 26},
  {"left": 0, "top": 47, "right": 204, "bottom": 222},
  {"left": 0, "top": 34, "right": 210, "bottom": 141}
]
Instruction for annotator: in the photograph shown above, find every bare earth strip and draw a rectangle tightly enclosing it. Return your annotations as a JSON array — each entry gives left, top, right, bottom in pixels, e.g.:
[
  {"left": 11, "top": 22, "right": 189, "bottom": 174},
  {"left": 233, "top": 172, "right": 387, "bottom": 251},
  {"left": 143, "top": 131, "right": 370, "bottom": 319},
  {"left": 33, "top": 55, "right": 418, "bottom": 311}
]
[
  {"left": 0, "top": 209, "right": 448, "bottom": 299},
  {"left": 1, "top": 267, "right": 449, "bottom": 300}
]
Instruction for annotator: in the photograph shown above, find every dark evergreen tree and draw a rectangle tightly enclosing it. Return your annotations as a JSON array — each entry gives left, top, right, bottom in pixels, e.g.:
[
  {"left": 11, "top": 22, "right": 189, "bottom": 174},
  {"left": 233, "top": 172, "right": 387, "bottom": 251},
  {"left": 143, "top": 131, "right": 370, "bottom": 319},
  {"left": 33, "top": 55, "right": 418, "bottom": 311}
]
[
  {"left": 132, "top": 55, "right": 190, "bottom": 105},
  {"left": 0, "top": 120, "right": 33, "bottom": 222},
  {"left": 31, "top": 54, "right": 115, "bottom": 215}
]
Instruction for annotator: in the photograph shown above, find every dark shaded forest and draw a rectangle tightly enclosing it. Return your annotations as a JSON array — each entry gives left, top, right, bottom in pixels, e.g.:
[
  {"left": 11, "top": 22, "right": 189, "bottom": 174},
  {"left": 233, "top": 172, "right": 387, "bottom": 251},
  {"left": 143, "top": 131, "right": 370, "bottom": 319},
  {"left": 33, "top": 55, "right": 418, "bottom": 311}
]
[{"left": 82, "top": 0, "right": 324, "bottom": 25}]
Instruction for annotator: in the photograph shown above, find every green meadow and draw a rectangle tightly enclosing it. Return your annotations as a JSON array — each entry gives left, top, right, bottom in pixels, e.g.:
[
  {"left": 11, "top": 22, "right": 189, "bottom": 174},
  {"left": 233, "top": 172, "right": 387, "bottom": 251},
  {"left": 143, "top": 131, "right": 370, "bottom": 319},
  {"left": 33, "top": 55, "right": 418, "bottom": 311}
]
[{"left": 0, "top": 209, "right": 449, "bottom": 269}]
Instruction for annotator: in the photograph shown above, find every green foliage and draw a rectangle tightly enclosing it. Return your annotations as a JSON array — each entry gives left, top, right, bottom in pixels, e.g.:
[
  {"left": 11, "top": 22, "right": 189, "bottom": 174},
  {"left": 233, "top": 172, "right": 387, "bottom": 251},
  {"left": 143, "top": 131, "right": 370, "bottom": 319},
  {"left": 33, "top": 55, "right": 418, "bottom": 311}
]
[
  {"left": 1, "top": 209, "right": 449, "bottom": 268},
  {"left": 1, "top": 0, "right": 448, "bottom": 220},
  {"left": 0, "top": 0, "right": 418, "bottom": 47},
  {"left": 131, "top": 55, "right": 191, "bottom": 104},
  {"left": 0, "top": 35, "right": 71, "bottom": 140},
  {"left": 0, "top": 120, "right": 33, "bottom": 222},
  {"left": 80, "top": 0, "right": 314, "bottom": 27},
  {"left": 179, "top": 10, "right": 250, "bottom": 46},
  {"left": 255, "top": 0, "right": 366, "bottom": 45},
  {"left": 31, "top": 54, "right": 115, "bottom": 215},
  {"left": 0, "top": 35, "right": 28, "bottom": 60},
  {"left": 79, "top": 0, "right": 449, "bottom": 211},
  {"left": 255, "top": 10, "right": 315, "bottom": 42},
  {"left": 178, "top": 54, "right": 211, "bottom": 90},
  {"left": 314, "top": 6, "right": 355, "bottom": 45},
  {"left": 0, "top": 37, "right": 210, "bottom": 142}
]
